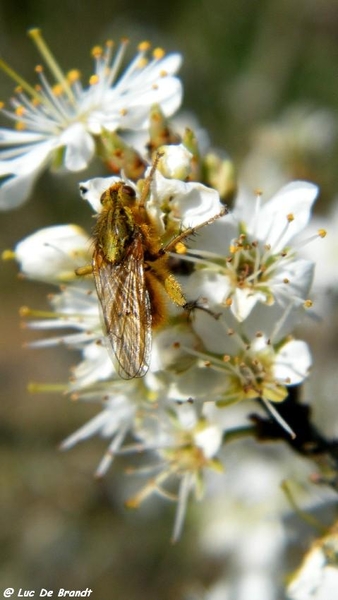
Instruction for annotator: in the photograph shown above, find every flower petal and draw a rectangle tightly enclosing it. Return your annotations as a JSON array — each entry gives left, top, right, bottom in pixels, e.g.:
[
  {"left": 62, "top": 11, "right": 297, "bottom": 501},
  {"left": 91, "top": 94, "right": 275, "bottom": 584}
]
[
  {"left": 274, "top": 339, "right": 312, "bottom": 384},
  {"left": 257, "top": 181, "right": 319, "bottom": 252},
  {"left": 60, "top": 123, "right": 95, "bottom": 171}
]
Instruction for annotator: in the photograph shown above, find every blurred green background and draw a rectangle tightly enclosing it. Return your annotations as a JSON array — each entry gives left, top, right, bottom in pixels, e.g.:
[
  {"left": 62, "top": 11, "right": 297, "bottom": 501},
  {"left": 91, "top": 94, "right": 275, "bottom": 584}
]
[{"left": 1, "top": 1, "right": 338, "bottom": 598}]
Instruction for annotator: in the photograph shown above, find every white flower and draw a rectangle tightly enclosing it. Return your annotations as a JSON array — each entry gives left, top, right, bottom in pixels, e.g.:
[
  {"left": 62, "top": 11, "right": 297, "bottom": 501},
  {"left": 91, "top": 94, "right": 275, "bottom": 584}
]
[
  {"left": 0, "top": 30, "right": 182, "bottom": 209},
  {"left": 15, "top": 224, "right": 90, "bottom": 283},
  {"left": 79, "top": 166, "right": 223, "bottom": 232},
  {"left": 125, "top": 402, "right": 224, "bottom": 542},
  {"left": 183, "top": 181, "right": 318, "bottom": 321}
]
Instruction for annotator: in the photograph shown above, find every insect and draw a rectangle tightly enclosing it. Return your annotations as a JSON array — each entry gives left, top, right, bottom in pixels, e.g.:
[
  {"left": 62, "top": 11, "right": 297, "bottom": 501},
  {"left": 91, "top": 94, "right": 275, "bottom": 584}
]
[{"left": 77, "top": 160, "right": 226, "bottom": 379}]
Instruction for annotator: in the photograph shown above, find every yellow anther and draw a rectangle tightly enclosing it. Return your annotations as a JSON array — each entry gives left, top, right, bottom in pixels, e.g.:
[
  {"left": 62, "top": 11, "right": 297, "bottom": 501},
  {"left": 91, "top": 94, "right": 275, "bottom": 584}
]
[
  {"left": 52, "top": 84, "right": 63, "bottom": 96},
  {"left": 67, "top": 69, "right": 81, "bottom": 82},
  {"left": 15, "top": 106, "right": 26, "bottom": 116},
  {"left": 318, "top": 228, "right": 327, "bottom": 238},
  {"left": 89, "top": 74, "right": 100, "bottom": 85},
  {"left": 35, "top": 64, "right": 44, "bottom": 73},
  {"left": 222, "top": 355, "right": 231, "bottom": 362},
  {"left": 91, "top": 45, "right": 103, "bottom": 58},
  {"left": 304, "top": 299, "right": 313, "bottom": 308},
  {"left": 224, "top": 298, "right": 233, "bottom": 307},
  {"left": 138, "top": 41, "right": 151, "bottom": 52},
  {"left": 2, "top": 249, "right": 16, "bottom": 261},
  {"left": 137, "top": 57, "right": 148, "bottom": 69},
  {"left": 105, "top": 39, "right": 114, "bottom": 49},
  {"left": 153, "top": 47, "right": 165, "bottom": 60},
  {"left": 15, "top": 122, "right": 26, "bottom": 130},
  {"left": 254, "top": 188, "right": 263, "bottom": 196},
  {"left": 119, "top": 108, "right": 128, "bottom": 116},
  {"left": 283, "top": 278, "right": 290, "bottom": 284},
  {"left": 0, "top": 101, "right": 5, "bottom": 109},
  {"left": 287, "top": 213, "right": 294, "bottom": 222}
]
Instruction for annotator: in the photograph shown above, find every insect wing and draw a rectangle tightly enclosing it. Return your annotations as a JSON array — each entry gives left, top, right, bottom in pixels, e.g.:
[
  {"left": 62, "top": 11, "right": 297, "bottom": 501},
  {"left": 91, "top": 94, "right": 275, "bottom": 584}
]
[{"left": 93, "top": 235, "right": 152, "bottom": 379}]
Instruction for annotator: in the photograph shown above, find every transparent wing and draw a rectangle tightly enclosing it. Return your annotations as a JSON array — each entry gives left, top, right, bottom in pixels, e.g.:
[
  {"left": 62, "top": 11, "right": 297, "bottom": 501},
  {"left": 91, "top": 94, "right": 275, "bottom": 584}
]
[{"left": 93, "top": 234, "right": 152, "bottom": 379}]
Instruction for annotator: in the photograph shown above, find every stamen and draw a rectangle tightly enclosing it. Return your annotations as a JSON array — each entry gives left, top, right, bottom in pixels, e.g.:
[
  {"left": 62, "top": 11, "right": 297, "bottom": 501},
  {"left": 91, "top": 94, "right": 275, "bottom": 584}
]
[
  {"left": 153, "top": 47, "right": 165, "bottom": 60},
  {"left": 171, "top": 473, "right": 192, "bottom": 543},
  {"left": 104, "top": 38, "right": 129, "bottom": 88},
  {"left": 138, "top": 41, "right": 151, "bottom": 52},
  {"left": 261, "top": 398, "right": 296, "bottom": 438},
  {"left": 27, "top": 382, "right": 67, "bottom": 393},
  {"left": 28, "top": 28, "right": 75, "bottom": 104},
  {"left": 0, "top": 57, "right": 41, "bottom": 101}
]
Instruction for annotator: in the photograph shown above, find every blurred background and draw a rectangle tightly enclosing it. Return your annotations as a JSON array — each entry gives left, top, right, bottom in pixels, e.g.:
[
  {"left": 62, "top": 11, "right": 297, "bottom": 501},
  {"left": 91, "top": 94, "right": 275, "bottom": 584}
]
[{"left": 1, "top": 1, "right": 338, "bottom": 598}]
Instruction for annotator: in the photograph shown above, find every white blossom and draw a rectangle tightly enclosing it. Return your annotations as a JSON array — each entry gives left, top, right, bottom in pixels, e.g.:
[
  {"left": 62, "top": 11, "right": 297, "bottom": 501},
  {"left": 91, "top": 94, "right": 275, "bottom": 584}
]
[{"left": 0, "top": 30, "right": 182, "bottom": 209}]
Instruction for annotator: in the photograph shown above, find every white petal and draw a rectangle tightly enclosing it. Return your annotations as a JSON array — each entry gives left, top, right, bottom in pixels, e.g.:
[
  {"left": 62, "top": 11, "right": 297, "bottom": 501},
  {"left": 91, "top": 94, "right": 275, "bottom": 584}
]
[
  {"left": 15, "top": 224, "right": 90, "bottom": 282},
  {"left": 272, "top": 258, "right": 315, "bottom": 306},
  {"left": 60, "top": 123, "right": 95, "bottom": 171},
  {"left": 274, "top": 340, "right": 312, "bottom": 384},
  {"left": 231, "top": 288, "right": 266, "bottom": 321},
  {"left": 0, "top": 128, "right": 46, "bottom": 145},
  {"left": 194, "top": 424, "right": 223, "bottom": 458},
  {"left": 158, "top": 144, "right": 192, "bottom": 180},
  {"left": 79, "top": 175, "right": 124, "bottom": 212},
  {"left": 151, "top": 170, "right": 222, "bottom": 227},
  {"left": 256, "top": 182, "right": 318, "bottom": 252},
  {"left": 0, "top": 139, "right": 57, "bottom": 209},
  {"left": 185, "top": 270, "right": 232, "bottom": 307}
]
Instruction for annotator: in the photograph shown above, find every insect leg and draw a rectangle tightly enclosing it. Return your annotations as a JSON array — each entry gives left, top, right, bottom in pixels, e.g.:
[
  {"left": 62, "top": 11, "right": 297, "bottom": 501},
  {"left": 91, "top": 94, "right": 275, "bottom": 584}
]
[
  {"left": 75, "top": 264, "right": 93, "bottom": 276},
  {"left": 163, "top": 207, "right": 228, "bottom": 253}
]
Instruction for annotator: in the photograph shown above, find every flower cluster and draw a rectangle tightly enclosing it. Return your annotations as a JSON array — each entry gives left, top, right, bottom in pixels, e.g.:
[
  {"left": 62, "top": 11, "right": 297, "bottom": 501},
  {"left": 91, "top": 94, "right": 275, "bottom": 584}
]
[
  {"left": 2, "top": 31, "right": 328, "bottom": 543},
  {"left": 0, "top": 29, "right": 182, "bottom": 209}
]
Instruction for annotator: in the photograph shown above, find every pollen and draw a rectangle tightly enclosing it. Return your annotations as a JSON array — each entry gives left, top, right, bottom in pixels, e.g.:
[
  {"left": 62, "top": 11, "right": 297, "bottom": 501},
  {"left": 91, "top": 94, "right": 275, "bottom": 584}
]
[
  {"left": 67, "top": 69, "right": 81, "bottom": 83},
  {"left": 0, "top": 101, "right": 4, "bottom": 109},
  {"left": 304, "top": 299, "right": 313, "bottom": 308},
  {"left": 119, "top": 108, "right": 128, "bottom": 116},
  {"left": 15, "top": 106, "right": 26, "bottom": 116},
  {"left": 224, "top": 298, "right": 233, "bottom": 307},
  {"left": 89, "top": 74, "right": 100, "bottom": 86},
  {"left": 153, "top": 47, "right": 165, "bottom": 60},
  {"left": 52, "top": 84, "right": 64, "bottom": 96},
  {"left": 2, "top": 249, "right": 16, "bottom": 261},
  {"left": 35, "top": 65, "right": 44, "bottom": 73},
  {"left": 159, "top": 70, "right": 168, "bottom": 77},
  {"left": 137, "top": 57, "right": 148, "bottom": 69},
  {"left": 91, "top": 45, "right": 103, "bottom": 58},
  {"left": 138, "top": 41, "right": 151, "bottom": 52},
  {"left": 318, "top": 228, "right": 327, "bottom": 238},
  {"left": 287, "top": 213, "right": 295, "bottom": 222}
]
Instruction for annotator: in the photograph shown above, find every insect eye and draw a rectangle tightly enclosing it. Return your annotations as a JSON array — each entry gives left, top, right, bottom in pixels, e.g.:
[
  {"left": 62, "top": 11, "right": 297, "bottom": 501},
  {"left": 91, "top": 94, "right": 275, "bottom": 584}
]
[{"left": 122, "top": 185, "right": 136, "bottom": 199}]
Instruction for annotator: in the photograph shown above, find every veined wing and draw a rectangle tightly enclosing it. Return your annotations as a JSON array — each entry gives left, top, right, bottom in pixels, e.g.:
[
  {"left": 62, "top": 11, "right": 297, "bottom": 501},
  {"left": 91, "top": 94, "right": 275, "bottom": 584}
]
[{"left": 93, "top": 233, "right": 152, "bottom": 379}]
